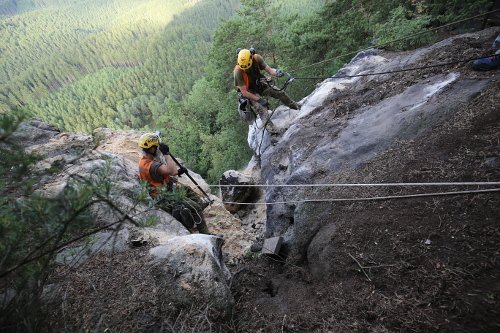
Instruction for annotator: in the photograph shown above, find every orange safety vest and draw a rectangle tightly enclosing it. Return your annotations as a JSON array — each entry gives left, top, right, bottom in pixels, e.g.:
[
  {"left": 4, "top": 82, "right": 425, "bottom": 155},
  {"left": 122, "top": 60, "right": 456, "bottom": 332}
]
[
  {"left": 138, "top": 155, "right": 169, "bottom": 196},
  {"left": 234, "top": 54, "right": 263, "bottom": 92}
]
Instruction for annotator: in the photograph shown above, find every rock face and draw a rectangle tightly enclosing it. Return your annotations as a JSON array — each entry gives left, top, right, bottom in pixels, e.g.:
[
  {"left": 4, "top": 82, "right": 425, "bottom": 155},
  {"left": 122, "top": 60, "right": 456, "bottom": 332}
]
[
  {"left": 55, "top": 229, "right": 131, "bottom": 267},
  {"left": 149, "top": 234, "right": 233, "bottom": 317},
  {"left": 248, "top": 28, "right": 500, "bottom": 262},
  {"left": 9, "top": 118, "right": 233, "bottom": 315}
]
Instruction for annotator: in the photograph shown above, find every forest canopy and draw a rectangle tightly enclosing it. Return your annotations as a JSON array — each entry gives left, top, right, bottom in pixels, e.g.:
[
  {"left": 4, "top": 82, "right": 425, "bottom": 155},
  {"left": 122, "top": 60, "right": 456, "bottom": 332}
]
[
  {"left": 0, "top": 0, "right": 239, "bottom": 128},
  {"left": 0, "top": 0, "right": 494, "bottom": 183}
]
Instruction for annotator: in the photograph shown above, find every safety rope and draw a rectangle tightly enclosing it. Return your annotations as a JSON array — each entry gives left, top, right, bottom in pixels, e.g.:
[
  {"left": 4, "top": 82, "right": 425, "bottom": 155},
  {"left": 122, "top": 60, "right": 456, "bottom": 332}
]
[
  {"left": 291, "top": 54, "right": 500, "bottom": 81},
  {"left": 290, "top": 9, "right": 500, "bottom": 73},
  {"left": 212, "top": 181, "right": 500, "bottom": 188},
  {"left": 221, "top": 188, "right": 500, "bottom": 205},
  {"left": 253, "top": 102, "right": 278, "bottom": 167},
  {"left": 250, "top": 78, "right": 285, "bottom": 164}
]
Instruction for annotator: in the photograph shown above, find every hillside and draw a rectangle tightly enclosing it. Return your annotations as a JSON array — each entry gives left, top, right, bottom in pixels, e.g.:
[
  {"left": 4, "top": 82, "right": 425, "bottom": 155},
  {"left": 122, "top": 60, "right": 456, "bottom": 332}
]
[
  {"left": 3, "top": 0, "right": 495, "bottom": 188},
  {"left": 1, "top": 27, "right": 498, "bottom": 332}
]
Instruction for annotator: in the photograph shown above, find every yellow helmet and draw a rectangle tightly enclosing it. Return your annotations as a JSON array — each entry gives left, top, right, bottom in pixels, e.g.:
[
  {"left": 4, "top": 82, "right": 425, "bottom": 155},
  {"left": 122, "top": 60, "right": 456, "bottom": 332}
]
[
  {"left": 237, "top": 49, "right": 253, "bottom": 70},
  {"left": 138, "top": 133, "right": 160, "bottom": 149}
]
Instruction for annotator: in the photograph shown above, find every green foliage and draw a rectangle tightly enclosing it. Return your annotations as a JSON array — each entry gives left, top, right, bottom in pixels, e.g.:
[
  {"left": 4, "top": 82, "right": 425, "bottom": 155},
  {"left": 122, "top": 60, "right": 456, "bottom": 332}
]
[
  {"left": 1, "top": 0, "right": 492, "bottom": 186},
  {"left": 141, "top": 215, "right": 160, "bottom": 227},
  {"left": 155, "top": 185, "right": 189, "bottom": 209},
  {"left": 0, "top": 0, "right": 239, "bottom": 130},
  {"left": 423, "top": 0, "right": 493, "bottom": 24},
  {"left": 374, "top": 6, "right": 432, "bottom": 50},
  {"left": 200, "top": 125, "right": 252, "bottom": 183},
  {"left": 0, "top": 110, "right": 39, "bottom": 191},
  {"left": 0, "top": 114, "right": 142, "bottom": 331}
]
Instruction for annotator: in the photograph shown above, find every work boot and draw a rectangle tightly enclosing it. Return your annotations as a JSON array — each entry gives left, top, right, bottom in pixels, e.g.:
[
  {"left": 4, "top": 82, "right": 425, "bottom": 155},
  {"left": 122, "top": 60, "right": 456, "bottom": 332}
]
[
  {"left": 265, "top": 120, "right": 279, "bottom": 134},
  {"left": 472, "top": 51, "right": 500, "bottom": 71},
  {"left": 289, "top": 101, "right": 300, "bottom": 110}
]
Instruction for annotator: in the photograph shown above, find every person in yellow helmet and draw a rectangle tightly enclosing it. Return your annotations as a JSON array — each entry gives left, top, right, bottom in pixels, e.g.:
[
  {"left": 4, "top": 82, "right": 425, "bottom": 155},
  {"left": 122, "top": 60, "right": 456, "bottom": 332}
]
[
  {"left": 138, "top": 133, "right": 210, "bottom": 234},
  {"left": 234, "top": 48, "right": 299, "bottom": 133}
]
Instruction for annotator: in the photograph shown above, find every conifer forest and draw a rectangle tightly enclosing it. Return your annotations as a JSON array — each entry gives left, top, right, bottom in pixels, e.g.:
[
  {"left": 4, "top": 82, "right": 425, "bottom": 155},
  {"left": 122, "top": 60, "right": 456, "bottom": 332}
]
[{"left": 0, "top": 0, "right": 492, "bottom": 183}]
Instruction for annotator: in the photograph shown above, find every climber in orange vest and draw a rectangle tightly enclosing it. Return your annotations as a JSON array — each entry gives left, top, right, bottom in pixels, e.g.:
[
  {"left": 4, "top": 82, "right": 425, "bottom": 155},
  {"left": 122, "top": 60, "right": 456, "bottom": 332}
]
[
  {"left": 138, "top": 132, "right": 210, "bottom": 234},
  {"left": 234, "top": 48, "right": 299, "bottom": 133}
]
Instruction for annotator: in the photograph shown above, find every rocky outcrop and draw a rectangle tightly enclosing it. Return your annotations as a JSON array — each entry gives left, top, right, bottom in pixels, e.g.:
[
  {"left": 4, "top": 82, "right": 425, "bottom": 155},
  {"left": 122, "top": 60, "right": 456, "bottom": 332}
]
[
  {"left": 248, "top": 27, "right": 500, "bottom": 263},
  {"left": 149, "top": 234, "right": 233, "bottom": 317},
  {"left": 9, "top": 119, "right": 233, "bottom": 314},
  {"left": 220, "top": 170, "right": 260, "bottom": 213}
]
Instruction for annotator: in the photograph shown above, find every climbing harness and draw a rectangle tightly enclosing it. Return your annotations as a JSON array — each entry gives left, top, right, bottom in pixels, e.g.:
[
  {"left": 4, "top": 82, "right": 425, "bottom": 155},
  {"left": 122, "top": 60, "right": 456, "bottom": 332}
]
[
  {"left": 291, "top": 53, "right": 500, "bottom": 81},
  {"left": 178, "top": 200, "right": 204, "bottom": 226},
  {"left": 238, "top": 71, "right": 295, "bottom": 123}
]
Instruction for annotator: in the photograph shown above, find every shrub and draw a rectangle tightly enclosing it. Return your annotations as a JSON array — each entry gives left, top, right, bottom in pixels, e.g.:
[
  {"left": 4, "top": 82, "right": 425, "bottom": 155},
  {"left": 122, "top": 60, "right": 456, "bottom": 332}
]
[
  {"left": 0, "top": 111, "right": 138, "bottom": 331},
  {"left": 374, "top": 6, "right": 432, "bottom": 50}
]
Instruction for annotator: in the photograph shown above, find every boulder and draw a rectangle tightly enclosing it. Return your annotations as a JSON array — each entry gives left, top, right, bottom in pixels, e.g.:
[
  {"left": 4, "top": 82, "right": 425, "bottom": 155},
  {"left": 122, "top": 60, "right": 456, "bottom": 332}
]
[
  {"left": 10, "top": 118, "right": 60, "bottom": 145},
  {"left": 220, "top": 170, "right": 260, "bottom": 213},
  {"left": 93, "top": 127, "right": 142, "bottom": 164},
  {"left": 149, "top": 234, "right": 233, "bottom": 317},
  {"left": 55, "top": 228, "right": 130, "bottom": 267}
]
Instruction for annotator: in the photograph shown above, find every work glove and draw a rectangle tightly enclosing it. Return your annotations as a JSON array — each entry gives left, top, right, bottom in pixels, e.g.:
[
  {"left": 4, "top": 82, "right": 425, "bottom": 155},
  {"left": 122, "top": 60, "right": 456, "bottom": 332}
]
[
  {"left": 257, "top": 98, "right": 269, "bottom": 108},
  {"left": 276, "top": 69, "right": 284, "bottom": 77},
  {"left": 159, "top": 143, "right": 169, "bottom": 155},
  {"left": 177, "top": 166, "right": 188, "bottom": 176}
]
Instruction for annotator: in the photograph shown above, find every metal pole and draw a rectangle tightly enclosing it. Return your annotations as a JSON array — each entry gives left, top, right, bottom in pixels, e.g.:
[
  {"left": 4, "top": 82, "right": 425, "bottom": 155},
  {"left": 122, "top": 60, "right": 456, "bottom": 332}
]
[
  {"left": 155, "top": 130, "right": 213, "bottom": 204},
  {"left": 168, "top": 152, "right": 213, "bottom": 204}
]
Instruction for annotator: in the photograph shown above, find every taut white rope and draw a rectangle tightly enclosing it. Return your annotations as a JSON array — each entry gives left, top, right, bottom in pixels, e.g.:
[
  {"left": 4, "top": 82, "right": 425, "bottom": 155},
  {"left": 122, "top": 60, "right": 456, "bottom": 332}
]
[
  {"left": 213, "top": 182, "right": 500, "bottom": 188},
  {"left": 222, "top": 188, "right": 500, "bottom": 205}
]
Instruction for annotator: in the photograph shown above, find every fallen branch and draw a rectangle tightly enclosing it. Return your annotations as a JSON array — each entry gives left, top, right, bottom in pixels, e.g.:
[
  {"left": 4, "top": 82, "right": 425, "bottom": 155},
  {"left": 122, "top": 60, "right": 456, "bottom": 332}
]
[
  {"left": 348, "top": 252, "right": 372, "bottom": 282},
  {"left": 281, "top": 314, "right": 286, "bottom": 333}
]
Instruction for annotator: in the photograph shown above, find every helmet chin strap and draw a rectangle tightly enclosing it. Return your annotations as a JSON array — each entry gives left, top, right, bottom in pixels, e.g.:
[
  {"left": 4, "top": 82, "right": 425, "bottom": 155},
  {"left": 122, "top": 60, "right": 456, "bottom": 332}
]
[{"left": 143, "top": 146, "right": 157, "bottom": 156}]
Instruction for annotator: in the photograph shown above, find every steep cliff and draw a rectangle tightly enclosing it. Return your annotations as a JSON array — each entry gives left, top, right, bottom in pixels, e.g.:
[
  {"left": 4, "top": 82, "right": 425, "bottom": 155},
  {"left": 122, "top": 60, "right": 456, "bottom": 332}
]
[
  {"left": 231, "top": 27, "right": 500, "bottom": 332},
  {"left": 2, "top": 27, "right": 499, "bottom": 332}
]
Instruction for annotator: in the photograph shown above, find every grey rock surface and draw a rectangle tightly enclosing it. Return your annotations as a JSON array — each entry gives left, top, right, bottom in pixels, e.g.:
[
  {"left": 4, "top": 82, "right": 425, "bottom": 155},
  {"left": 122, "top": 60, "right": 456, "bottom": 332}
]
[
  {"left": 55, "top": 228, "right": 130, "bottom": 267},
  {"left": 250, "top": 28, "right": 499, "bottom": 264},
  {"left": 149, "top": 234, "right": 233, "bottom": 316},
  {"left": 220, "top": 170, "right": 259, "bottom": 213}
]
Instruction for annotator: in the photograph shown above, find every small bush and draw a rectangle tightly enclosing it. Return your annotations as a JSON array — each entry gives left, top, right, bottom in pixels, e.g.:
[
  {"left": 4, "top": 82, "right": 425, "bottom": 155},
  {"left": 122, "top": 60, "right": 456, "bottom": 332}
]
[{"left": 0, "top": 112, "right": 140, "bottom": 332}]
